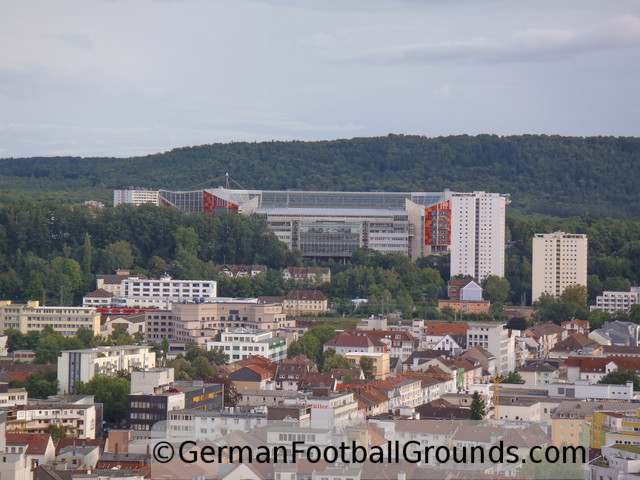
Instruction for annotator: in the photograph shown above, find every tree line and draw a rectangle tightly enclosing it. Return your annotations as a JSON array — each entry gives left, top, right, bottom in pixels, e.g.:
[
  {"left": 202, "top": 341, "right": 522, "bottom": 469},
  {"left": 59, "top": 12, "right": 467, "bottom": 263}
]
[{"left": 2, "top": 135, "right": 640, "bottom": 218}]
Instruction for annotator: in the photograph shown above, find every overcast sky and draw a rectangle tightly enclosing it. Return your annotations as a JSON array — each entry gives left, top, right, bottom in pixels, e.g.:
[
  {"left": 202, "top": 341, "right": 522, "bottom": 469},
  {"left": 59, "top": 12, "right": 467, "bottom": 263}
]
[{"left": 1, "top": 0, "right": 639, "bottom": 158}]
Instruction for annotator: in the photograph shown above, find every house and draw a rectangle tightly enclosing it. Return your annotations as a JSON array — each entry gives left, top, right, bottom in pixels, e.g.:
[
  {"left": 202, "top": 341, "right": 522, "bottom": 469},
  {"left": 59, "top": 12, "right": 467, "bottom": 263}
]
[
  {"left": 566, "top": 356, "right": 640, "bottom": 383},
  {"left": 548, "top": 332, "right": 602, "bottom": 360},
  {"left": 6, "top": 433, "right": 56, "bottom": 471},
  {"left": 299, "top": 372, "right": 337, "bottom": 393},
  {"left": 229, "top": 364, "right": 275, "bottom": 391},
  {"left": 323, "top": 332, "right": 387, "bottom": 355},
  {"left": 100, "top": 312, "right": 146, "bottom": 339},
  {"left": 283, "top": 267, "right": 331, "bottom": 284},
  {"left": 448, "top": 279, "right": 483, "bottom": 301},
  {"left": 345, "top": 330, "right": 418, "bottom": 362},
  {"left": 561, "top": 318, "right": 590, "bottom": 336},
  {"left": 517, "top": 361, "right": 559, "bottom": 385},
  {"left": 522, "top": 322, "right": 564, "bottom": 357},
  {"left": 282, "top": 290, "right": 328, "bottom": 315},
  {"left": 275, "top": 355, "right": 317, "bottom": 390},
  {"left": 344, "top": 352, "right": 391, "bottom": 380},
  {"left": 216, "top": 264, "right": 267, "bottom": 278},
  {"left": 352, "top": 386, "right": 389, "bottom": 417},
  {"left": 462, "top": 346, "right": 497, "bottom": 377}
]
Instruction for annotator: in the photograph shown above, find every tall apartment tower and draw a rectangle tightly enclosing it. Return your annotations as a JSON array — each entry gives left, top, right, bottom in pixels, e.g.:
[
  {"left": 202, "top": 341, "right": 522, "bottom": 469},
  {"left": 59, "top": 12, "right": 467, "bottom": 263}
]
[
  {"left": 449, "top": 192, "right": 508, "bottom": 282},
  {"left": 531, "top": 231, "right": 588, "bottom": 302}
]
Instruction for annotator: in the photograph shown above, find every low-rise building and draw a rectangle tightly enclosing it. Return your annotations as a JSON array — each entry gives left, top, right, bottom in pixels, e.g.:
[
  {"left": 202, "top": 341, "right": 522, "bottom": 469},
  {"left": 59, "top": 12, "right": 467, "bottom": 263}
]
[
  {"left": 0, "top": 301, "right": 100, "bottom": 336},
  {"left": 8, "top": 396, "right": 99, "bottom": 439},
  {"left": 216, "top": 264, "right": 267, "bottom": 278},
  {"left": 206, "top": 328, "right": 287, "bottom": 363},
  {"left": 592, "top": 287, "right": 640, "bottom": 314},
  {"left": 57, "top": 346, "right": 156, "bottom": 394},
  {"left": 168, "top": 408, "right": 267, "bottom": 440},
  {"left": 517, "top": 361, "right": 559, "bottom": 385},
  {"left": 283, "top": 267, "right": 331, "bottom": 284},
  {"left": 305, "top": 392, "right": 361, "bottom": 428},
  {"left": 344, "top": 352, "right": 390, "bottom": 380},
  {"left": 282, "top": 290, "right": 328, "bottom": 315},
  {"left": 85, "top": 275, "right": 218, "bottom": 308},
  {"left": 345, "top": 330, "right": 418, "bottom": 362}
]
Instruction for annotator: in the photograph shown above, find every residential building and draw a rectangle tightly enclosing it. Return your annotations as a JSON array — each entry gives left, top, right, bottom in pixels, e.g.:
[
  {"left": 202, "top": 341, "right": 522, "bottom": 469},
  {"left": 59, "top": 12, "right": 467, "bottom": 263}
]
[
  {"left": 323, "top": 332, "right": 387, "bottom": 356},
  {"left": 100, "top": 313, "right": 146, "bottom": 339},
  {"left": 57, "top": 345, "right": 156, "bottom": 394},
  {"left": 207, "top": 328, "right": 287, "bottom": 363},
  {"left": 275, "top": 355, "right": 318, "bottom": 391},
  {"left": 448, "top": 279, "right": 483, "bottom": 301},
  {"left": 216, "top": 264, "right": 267, "bottom": 278},
  {"left": 590, "top": 444, "right": 640, "bottom": 480},
  {"left": 345, "top": 330, "right": 418, "bottom": 362},
  {"left": 466, "top": 323, "right": 515, "bottom": 375},
  {"left": 0, "top": 301, "right": 100, "bottom": 337},
  {"left": 283, "top": 267, "right": 331, "bottom": 284},
  {"left": 282, "top": 290, "right": 328, "bottom": 315},
  {"left": 590, "top": 321, "right": 640, "bottom": 346},
  {"left": 438, "top": 299, "right": 491, "bottom": 314},
  {"left": 592, "top": 287, "right": 640, "bottom": 314},
  {"left": 113, "top": 188, "right": 160, "bottom": 206},
  {"left": 531, "top": 231, "right": 588, "bottom": 302},
  {"left": 116, "top": 187, "right": 509, "bottom": 265},
  {"left": 8, "top": 396, "right": 99, "bottom": 439},
  {"left": 344, "top": 352, "right": 391, "bottom": 380},
  {"left": 0, "top": 382, "right": 27, "bottom": 408},
  {"left": 144, "top": 299, "right": 294, "bottom": 347},
  {"left": 522, "top": 322, "right": 564, "bottom": 358},
  {"left": 371, "top": 376, "right": 423, "bottom": 408},
  {"left": 551, "top": 400, "right": 640, "bottom": 447},
  {"left": 566, "top": 355, "right": 640, "bottom": 383},
  {"left": 230, "top": 365, "right": 275, "bottom": 391},
  {"left": 6, "top": 433, "right": 56, "bottom": 471},
  {"left": 168, "top": 408, "right": 267, "bottom": 440},
  {"left": 449, "top": 191, "right": 508, "bottom": 281},
  {"left": 517, "top": 361, "right": 559, "bottom": 385}
]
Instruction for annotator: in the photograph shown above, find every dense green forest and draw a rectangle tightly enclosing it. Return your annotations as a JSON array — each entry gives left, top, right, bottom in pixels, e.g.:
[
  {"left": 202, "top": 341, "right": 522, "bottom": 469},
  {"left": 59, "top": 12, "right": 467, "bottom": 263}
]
[
  {"left": 1, "top": 203, "right": 639, "bottom": 328},
  {"left": 1, "top": 135, "right": 639, "bottom": 218}
]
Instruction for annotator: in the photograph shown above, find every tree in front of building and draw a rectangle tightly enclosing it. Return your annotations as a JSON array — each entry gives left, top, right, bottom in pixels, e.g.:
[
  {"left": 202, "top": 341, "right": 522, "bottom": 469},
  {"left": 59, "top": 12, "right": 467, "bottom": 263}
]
[{"left": 470, "top": 391, "right": 486, "bottom": 420}]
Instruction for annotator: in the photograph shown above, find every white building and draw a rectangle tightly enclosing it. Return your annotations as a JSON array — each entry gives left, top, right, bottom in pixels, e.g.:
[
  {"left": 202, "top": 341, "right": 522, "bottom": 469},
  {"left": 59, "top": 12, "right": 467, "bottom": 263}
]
[
  {"left": 85, "top": 275, "right": 217, "bottom": 309},
  {"left": 531, "top": 231, "right": 588, "bottom": 302},
  {"left": 206, "top": 328, "right": 288, "bottom": 363},
  {"left": 113, "top": 188, "right": 160, "bottom": 206},
  {"left": 167, "top": 408, "right": 267, "bottom": 440},
  {"left": 450, "top": 191, "right": 508, "bottom": 282},
  {"left": 592, "top": 287, "right": 640, "bottom": 314},
  {"left": 305, "top": 392, "right": 361, "bottom": 429},
  {"left": 8, "top": 398, "right": 98, "bottom": 439},
  {"left": 57, "top": 345, "right": 156, "bottom": 393},
  {"left": 467, "top": 323, "right": 516, "bottom": 375}
]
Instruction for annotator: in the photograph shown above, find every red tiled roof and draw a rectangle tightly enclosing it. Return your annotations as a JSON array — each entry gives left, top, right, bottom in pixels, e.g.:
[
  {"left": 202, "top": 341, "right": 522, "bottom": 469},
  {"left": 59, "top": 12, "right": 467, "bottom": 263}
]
[
  {"left": 6, "top": 433, "right": 52, "bottom": 455},
  {"left": 424, "top": 322, "right": 469, "bottom": 336},
  {"left": 324, "top": 332, "right": 385, "bottom": 349},
  {"left": 284, "top": 290, "right": 327, "bottom": 301},
  {"left": 566, "top": 355, "right": 640, "bottom": 373}
]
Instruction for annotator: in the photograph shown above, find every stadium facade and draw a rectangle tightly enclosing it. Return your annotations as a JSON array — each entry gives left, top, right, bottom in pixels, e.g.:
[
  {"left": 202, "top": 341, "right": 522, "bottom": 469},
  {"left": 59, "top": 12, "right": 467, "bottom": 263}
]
[{"left": 114, "top": 188, "right": 509, "bottom": 281}]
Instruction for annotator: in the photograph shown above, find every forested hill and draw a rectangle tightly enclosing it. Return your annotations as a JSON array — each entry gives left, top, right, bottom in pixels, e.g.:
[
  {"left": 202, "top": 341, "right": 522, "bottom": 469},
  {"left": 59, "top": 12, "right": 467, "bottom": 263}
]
[{"left": 1, "top": 134, "right": 639, "bottom": 218}]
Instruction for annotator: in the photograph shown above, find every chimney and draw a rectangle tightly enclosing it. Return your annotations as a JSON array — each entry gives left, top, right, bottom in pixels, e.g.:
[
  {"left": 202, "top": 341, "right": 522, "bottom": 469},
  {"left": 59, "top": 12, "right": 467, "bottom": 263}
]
[{"left": 114, "top": 442, "right": 119, "bottom": 460}]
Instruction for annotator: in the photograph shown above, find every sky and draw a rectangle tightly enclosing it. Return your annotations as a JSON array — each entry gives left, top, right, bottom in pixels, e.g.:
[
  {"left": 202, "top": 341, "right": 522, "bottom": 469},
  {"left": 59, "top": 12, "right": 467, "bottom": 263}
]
[{"left": 1, "top": 0, "right": 640, "bottom": 158}]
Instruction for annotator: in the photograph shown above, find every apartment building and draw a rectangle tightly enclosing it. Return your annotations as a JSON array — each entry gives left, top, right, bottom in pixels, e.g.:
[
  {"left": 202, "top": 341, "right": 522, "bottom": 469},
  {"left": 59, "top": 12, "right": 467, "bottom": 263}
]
[
  {"left": 0, "top": 301, "right": 100, "bottom": 336},
  {"left": 450, "top": 191, "right": 508, "bottom": 281},
  {"left": 466, "top": 323, "right": 516, "bottom": 375},
  {"left": 145, "top": 299, "right": 293, "bottom": 347},
  {"left": 206, "top": 328, "right": 288, "bottom": 363},
  {"left": 592, "top": 287, "right": 640, "bottom": 314},
  {"left": 167, "top": 408, "right": 267, "bottom": 440},
  {"left": 532, "top": 231, "right": 588, "bottom": 302},
  {"left": 7, "top": 396, "right": 98, "bottom": 439},
  {"left": 57, "top": 346, "right": 156, "bottom": 394},
  {"left": 113, "top": 188, "right": 160, "bottom": 206}
]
